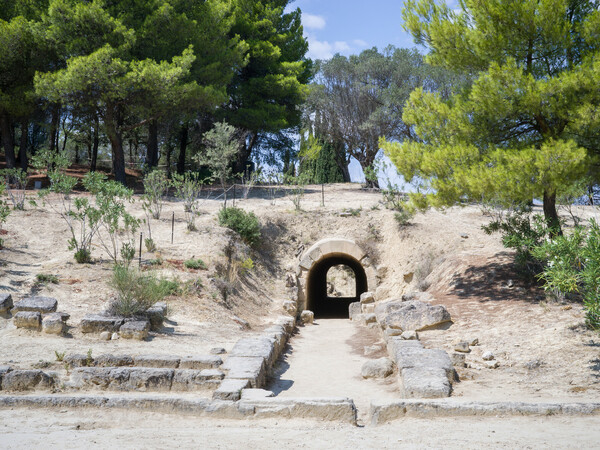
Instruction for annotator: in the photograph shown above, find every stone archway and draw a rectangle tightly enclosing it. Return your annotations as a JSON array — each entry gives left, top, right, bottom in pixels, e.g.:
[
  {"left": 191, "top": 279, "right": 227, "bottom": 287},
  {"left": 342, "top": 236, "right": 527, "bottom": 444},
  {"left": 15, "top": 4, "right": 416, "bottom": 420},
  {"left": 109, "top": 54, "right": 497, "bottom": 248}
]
[{"left": 296, "top": 238, "right": 378, "bottom": 318}]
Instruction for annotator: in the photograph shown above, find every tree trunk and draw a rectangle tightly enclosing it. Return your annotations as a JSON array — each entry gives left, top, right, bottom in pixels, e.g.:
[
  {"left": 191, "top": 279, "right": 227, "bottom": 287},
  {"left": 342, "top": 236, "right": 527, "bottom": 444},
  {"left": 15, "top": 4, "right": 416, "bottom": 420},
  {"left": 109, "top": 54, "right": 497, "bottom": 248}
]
[
  {"left": 74, "top": 144, "right": 80, "bottom": 164},
  {"left": 105, "top": 106, "right": 127, "bottom": 186},
  {"left": 233, "top": 131, "right": 256, "bottom": 175},
  {"left": 177, "top": 124, "right": 188, "bottom": 175},
  {"left": 166, "top": 142, "right": 172, "bottom": 179},
  {"left": 0, "top": 113, "right": 16, "bottom": 169},
  {"left": 91, "top": 116, "right": 99, "bottom": 171},
  {"left": 147, "top": 119, "right": 159, "bottom": 168},
  {"left": 543, "top": 190, "right": 562, "bottom": 236},
  {"left": 18, "top": 117, "right": 28, "bottom": 170},
  {"left": 49, "top": 105, "right": 60, "bottom": 153}
]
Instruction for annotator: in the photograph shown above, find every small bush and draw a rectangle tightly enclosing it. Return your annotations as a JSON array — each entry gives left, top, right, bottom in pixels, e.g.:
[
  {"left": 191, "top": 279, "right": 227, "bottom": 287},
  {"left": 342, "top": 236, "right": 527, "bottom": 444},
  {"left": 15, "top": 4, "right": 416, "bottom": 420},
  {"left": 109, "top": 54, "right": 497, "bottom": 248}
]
[
  {"left": 145, "top": 237, "right": 156, "bottom": 252},
  {"left": 36, "top": 273, "right": 59, "bottom": 285},
  {"left": 240, "top": 257, "right": 254, "bottom": 273},
  {"left": 108, "top": 265, "right": 175, "bottom": 317},
  {"left": 394, "top": 209, "right": 412, "bottom": 227},
  {"left": 218, "top": 207, "right": 260, "bottom": 247},
  {"left": 146, "top": 257, "right": 163, "bottom": 266},
  {"left": 74, "top": 248, "right": 92, "bottom": 264},
  {"left": 184, "top": 258, "right": 207, "bottom": 270}
]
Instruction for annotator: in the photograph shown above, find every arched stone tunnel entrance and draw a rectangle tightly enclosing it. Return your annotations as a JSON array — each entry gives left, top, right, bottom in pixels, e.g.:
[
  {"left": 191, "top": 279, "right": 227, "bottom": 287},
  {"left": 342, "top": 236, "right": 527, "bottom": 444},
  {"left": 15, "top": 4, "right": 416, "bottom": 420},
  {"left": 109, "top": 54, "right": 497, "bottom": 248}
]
[{"left": 297, "top": 238, "right": 378, "bottom": 318}]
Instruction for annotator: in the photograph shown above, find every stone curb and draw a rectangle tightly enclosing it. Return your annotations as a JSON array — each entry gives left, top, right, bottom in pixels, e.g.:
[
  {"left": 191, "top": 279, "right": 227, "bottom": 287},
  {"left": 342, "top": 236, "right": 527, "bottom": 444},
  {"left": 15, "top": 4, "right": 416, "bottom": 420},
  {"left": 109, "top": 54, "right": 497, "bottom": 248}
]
[
  {"left": 370, "top": 399, "right": 600, "bottom": 424},
  {"left": 0, "top": 395, "right": 357, "bottom": 424}
]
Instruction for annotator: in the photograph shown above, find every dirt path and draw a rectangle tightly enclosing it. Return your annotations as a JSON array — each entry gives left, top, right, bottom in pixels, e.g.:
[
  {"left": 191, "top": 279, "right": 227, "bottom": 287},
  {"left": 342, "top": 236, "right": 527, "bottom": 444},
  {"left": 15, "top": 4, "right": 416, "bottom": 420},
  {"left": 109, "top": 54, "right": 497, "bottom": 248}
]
[{"left": 267, "top": 319, "right": 399, "bottom": 422}]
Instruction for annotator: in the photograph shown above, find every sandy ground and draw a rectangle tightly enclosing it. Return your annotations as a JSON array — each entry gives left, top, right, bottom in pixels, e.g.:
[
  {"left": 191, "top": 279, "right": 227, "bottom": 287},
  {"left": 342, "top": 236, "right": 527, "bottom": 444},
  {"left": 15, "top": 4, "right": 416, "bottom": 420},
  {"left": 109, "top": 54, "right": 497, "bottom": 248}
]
[{"left": 1, "top": 408, "right": 600, "bottom": 449}]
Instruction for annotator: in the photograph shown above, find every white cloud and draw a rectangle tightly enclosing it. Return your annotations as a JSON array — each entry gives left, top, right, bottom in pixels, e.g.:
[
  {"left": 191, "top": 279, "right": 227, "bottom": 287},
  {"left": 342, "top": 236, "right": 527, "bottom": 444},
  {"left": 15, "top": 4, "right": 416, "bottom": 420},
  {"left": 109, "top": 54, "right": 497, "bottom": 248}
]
[
  {"left": 353, "top": 39, "right": 368, "bottom": 48},
  {"left": 333, "top": 41, "right": 350, "bottom": 52},
  {"left": 307, "top": 37, "right": 335, "bottom": 59},
  {"left": 302, "top": 13, "right": 326, "bottom": 30}
]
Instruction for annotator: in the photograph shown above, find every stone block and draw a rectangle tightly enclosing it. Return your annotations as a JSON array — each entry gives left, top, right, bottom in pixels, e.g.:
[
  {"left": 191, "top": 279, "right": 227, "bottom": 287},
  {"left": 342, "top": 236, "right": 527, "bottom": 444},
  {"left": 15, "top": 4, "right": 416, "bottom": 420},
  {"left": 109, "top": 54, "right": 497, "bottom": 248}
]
[
  {"left": 401, "top": 330, "right": 419, "bottom": 340},
  {"left": 127, "top": 368, "right": 174, "bottom": 391},
  {"left": 1, "top": 370, "right": 54, "bottom": 391},
  {"left": 179, "top": 355, "right": 223, "bottom": 370},
  {"left": 134, "top": 354, "right": 180, "bottom": 368},
  {"left": 80, "top": 315, "right": 124, "bottom": 333},
  {"left": 360, "top": 291, "right": 375, "bottom": 304},
  {"left": 241, "top": 388, "right": 275, "bottom": 400},
  {"left": 70, "top": 367, "right": 122, "bottom": 389},
  {"left": 42, "top": 313, "right": 65, "bottom": 335},
  {"left": 222, "top": 356, "right": 267, "bottom": 388},
  {"left": 349, "top": 302, "right": 361, "bottom": 320},
  {"left": 377, "top": 300, "right": 451, "bottom": 331},
  {"left": 13, "top": 311, "right": 41, "bottom": 329},
  {"left": 171, "top": 369, "right": 224, "bottom": 391},
  {"left": 0, "top": 293, "right": 13, "bottom": 313},
  {"left": 454, "top": 341, "right": 470, "bottom": 353},
  {"left": 362, "top": 358, "right": 394, "bottom": 379},
  {"left": 274, "top": 316, "right": 295, "bottom": 334},
  {"left": 451, "top": 352, "right": 466, "bottom": 368},
  {"left": 361, "top": 303, "right": 375, "bottom": 314},
  {"left": 229, "top": 337, "right": 276, "bottom": 366},
  {"left": 13, "top": 296, "right": 57, "bottom": 314},
  {"left": 64, "top": 353, "right": 93, "bottom": 367},
  {"left": 401, "top": 367, "right": 452, "bottom": 398},
  {"left": 282, "top": 300, "right": 297, "bottom": 316},
  {"left": 213, "top": 378, "right": 251, "bottom": 401},
  {"left": 146, "top": 302, "right": 167, "bottom": 331},
  {"left": 388, "top": 340, "right": 454, "bottom": 382},
  {"left": 119, "top": 320, "right": 150, "bottom": 340},
  {"left": 300, "top": 310, "right": 314, "bottom": 325},
  {"left": 94, "top": 354, "right": 134, "bottom": 367}
]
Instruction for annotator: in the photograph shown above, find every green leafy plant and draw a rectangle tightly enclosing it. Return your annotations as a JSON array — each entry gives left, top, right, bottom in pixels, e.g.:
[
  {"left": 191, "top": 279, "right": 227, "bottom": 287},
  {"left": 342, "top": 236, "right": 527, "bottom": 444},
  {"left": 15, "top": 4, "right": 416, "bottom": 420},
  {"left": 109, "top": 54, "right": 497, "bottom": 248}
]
[
  {"left": 86, "top": 349, "right": 93, "bottom": 366},
  {"left": 0, "top": 184, "right": 10, "bottom": 248},
  {"left": 142, "top": 170, "right": 168, "bottom": 220},
  {"left": 184, "top": 258, "right": 207, "bottom": 270},
  {"left": 36, "top": 273, "right": 59, "bottom": 285},
  {"left": 144, "top": 237, "right": 156, "bottom": 252},
  {"left": 218, "top": 207, "right": 261, "bottom": 247},
  {"left": 240, "top": 257, "right": 254, "bottom": 274},
  {"left": 1, "top": 168, "right": 28, "bottom": 210},
  {"left": 54, "top": 350, "right": 66, "bottom": 362},
  {"left": 285, "top": 173, "right": 309, "bottom": 211},
  {"left": 171, "top": 172, "right": 206, "bottom": 231}
]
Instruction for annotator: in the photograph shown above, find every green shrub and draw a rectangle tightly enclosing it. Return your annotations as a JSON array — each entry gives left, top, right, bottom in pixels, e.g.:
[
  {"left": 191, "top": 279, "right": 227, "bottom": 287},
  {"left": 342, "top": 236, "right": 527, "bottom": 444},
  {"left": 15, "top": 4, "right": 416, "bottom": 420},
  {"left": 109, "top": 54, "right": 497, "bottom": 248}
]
[
  {"left": 108, "top": 265, "right": 175, "bottom": 317},
  {"left": 184, "top": 258, "right": 207, "bottom": 270},
  {"left": 218, "top": 207, "right": 260, "bottom": 247},
  {"left": 74, "top": 248, "right": 91, "bottom": 264},
  {"left": 142, "top": 170, "right": 169, "bottom": 220},
  {"left": 35, "top": 273, "right": 59, "bottom": 285}
]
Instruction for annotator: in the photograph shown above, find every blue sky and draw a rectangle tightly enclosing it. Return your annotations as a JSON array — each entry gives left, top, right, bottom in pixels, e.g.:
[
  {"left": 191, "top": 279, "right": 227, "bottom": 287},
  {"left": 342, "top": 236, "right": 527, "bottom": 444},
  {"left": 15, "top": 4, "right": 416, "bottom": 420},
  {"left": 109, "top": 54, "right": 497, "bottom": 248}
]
[{"left": 290, "top": 0, "right": 421, "bottom": 60}]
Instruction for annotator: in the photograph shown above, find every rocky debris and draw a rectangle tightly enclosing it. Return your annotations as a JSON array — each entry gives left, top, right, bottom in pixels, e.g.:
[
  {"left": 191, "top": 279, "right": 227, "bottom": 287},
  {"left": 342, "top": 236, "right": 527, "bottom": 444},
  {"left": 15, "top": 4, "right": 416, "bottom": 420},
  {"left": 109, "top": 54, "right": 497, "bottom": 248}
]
[
  {"left": 94, "top": 354, "right": 134, "bottom": 367},
  {"left": 285, "top": 273, "right": 296, "bottom": 287},
  {"left": 348, "top": 302, "right": 361, "bottom": 320},
  {"left": 363, "top": 344, "right": 384, "bottom": 356},
  {"left": 210, "top": 347, "right": 227, "bottom": 355},
  {"left": 111, "top": 333, "right": 119, "bottom": 340},
  {"left": 0, "top": 293, "right": 13, "bottom": 314},
  {"left": 12, "top": 296, "right": 57, "bottom": 314},
  {"left": 221, "top": 356, "right": 267, "bottom": 389},
  {"left": 482, "top": 351, "right": 495, "bottom": 361},
  {"left": 300, "top": 310, "right": 314, "bottom": 325},
  {"left": 64, "top": 353, "right": 93, "bottom": 367},
  {"left": 1, "top": 369, "right": 54, "bottom": 391},
  {"left": 172, "top": 369, "right": 224, "bottom": 391},
  {"left": 383, "top": 328, "right": 403, "bottom": 340},
  {"left": 134, "top": 355, "right": 180, "bottom": 368},
  {"left": 401, "top": 367, "right": 452, "bottom": 398},
  {"left": 13, "top": 311, "right": 41, "bottom": 329},
  {"left": 282, "top": 300, "right": 297, "bottom": 316},
  {"left": 80, "top": 315, "right": 124, "bottom": 333},
  {"left": 42, "top": 313, "right": 66, "bottom": 335},
  {"left": 401, "top": 330, "right": 419, "bottom": 340},
  {"left": 212, "top": 378, "right": 251, "bottom": 401},
  {"left": 100, "top": 331, "right": 111, "bottom": 341},
  {"left": 119, "top": 320, "right": 150, "bottom": 340},
  {"left": 360, "top": 291, "right": 375, "bottom": 304},
  {"left": 0, "top": 366, "right": 11, "bottom": 387},
  {"left": 241, "top": 388, "right": 275, "bottom": 400},
  {"left": 469, "top": 338, "right": 479, "bottom": 346},
  {"left": 454, "top": 341, "right": 471, "bottom": 353},
  {"left": 375, "top": 299, "right": 451, "bottom": 331},
  {"left": 361, "top": 358, "right": 394, "bottom": 379},
  {"left": 355, "top": 313, "right": 377, "bottom": 326},
  {"left": 361, "top": 303, "right": 375, "bottom": 314},
  {"left": 485, "top": 360, "right": 500, "bottom": 369},
  {"left": 524, "top": 359, "right": 544, "bottom": 370},
  {"left": 450, "top": 352, "right": 466, "bottom": 367},
  {"left": 460, "top": 233, "right": 469, "bottom": 239},
  {"left": 401, "top": 291, "right": 435, "bottom": 302},
  {"left": 146, "top": 302, "right": 167, "bottom": 331},
  {"left": 179, "top": 355, "right": 223, "bottom": 370}
]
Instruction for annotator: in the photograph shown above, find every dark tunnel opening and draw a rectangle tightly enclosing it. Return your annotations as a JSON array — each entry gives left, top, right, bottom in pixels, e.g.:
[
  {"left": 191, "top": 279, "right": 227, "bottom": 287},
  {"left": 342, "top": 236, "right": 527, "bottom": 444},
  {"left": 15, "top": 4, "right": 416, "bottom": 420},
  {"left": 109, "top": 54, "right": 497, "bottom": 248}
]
[{"left": 306, "top": 255, "right": 368, "bottom": 318}]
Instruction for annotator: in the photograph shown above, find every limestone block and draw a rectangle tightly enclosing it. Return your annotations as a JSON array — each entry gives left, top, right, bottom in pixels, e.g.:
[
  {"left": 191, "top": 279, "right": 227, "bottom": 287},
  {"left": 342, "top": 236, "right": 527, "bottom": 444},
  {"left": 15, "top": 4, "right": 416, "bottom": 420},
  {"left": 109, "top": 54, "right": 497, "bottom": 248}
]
[
  {"left": 213, "top": 378, "right": 251, "bottom": 401},
  {"left": 64, "top": 353, "right": 93, "bottom": 367},
  {"left": 401, "top": 367, "right": 452, "bottom": 398},
  {"left": 300, "top": 310, "right": 314, "bottom": 325},
  {"left": 42, "top": 313, "right": 65, "bottom": 335},
  {"left": 134, "top": 354, "right": 180, "bottom": 368},
  {"left": 356, "top": 313, "right": 376, "bottom": 326},
  {"left": 70, "top": 367, "right": 124, "bottom": 389},
  {"left": 401, "top": 330, "right": 419, "bottom": 340},
  {"left": 361, "top": 303, "right": 375, "bottom": 314},
  {"left": 262, "top": 326, "right": 288, "bottom": 356},
  {"left": 146, "top": 301, "right": 167, "bottom": 331},
  {"left": 241, "top": 388, "right": 275, "bottom": 400},
  {"left": 13, "top": 311, "right": 41, "bottom": 329},
  {"left": 127, "top": 368, "right": 174, "bottom": 391},
  {"left": 274, "top": 316, "right": 295, "bottom": 334},
  {"left": 99, "top": 331, "right": 111, "bottom": 341},
  {"left": 282, "top": 300, "right": 297, "bottom": 316},
  {"left": 13, "top": 296, "right": 57, "bottom": 314},
  {"left": 221, "top": 356, "right": 267, "bottom": 388},
  {"left": 349, "top": 302, "right": 361, "bottom": 320},
  {"left": 450, "top": 352, "right": 466, "bottom": 368},
  {"left": 230, "top": 337, "right": 276, "bottom": 366},
  {"left": 94, "top": 354, "right": 134, "bottom": 367},
  {"left": 482, "top": 351, "right": 495, "bottom": 361},
  {"left": 1, "top": 370, "right": 54, "bottom": 391},
  {"left": 171, "top": 369, "right": 224, "bottom": 391},
  {"left": 361, "top": 358, "right": 394, "bottom": 379},
  {"left": 454, "top": 341, "right": 470, "bottom": 353},
  {"left": 377, "top": 300, "right": 451, "bottom": 331},
  {"left": 360, "top": 291, "right": 375, "bottom": 304},
  {"left": 389, "top": 340, "right": 454, "bottom": 382},
  {"left": 0, "top": 293, "right": 13, "bottom": 313},
  {"left": 210, "top": 347, "right": 227, "bottom": 355},
  {"left": 179, "top": 355, "right": 223, "bottom": 370},
  {"left": 119, "top": 320, "right": 150, "bottom": 340},
  {"left": 80, "top": 315, "right": 124, "bottom": 333}
]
